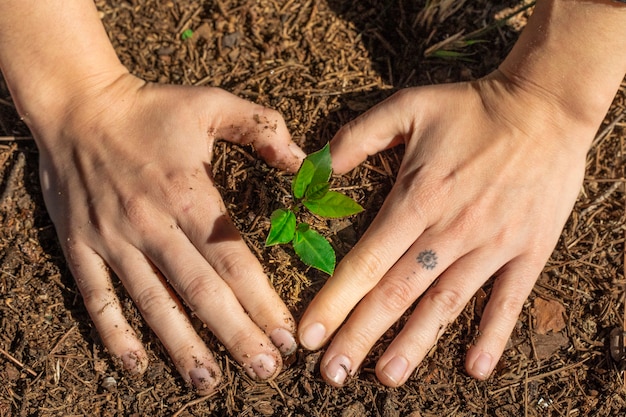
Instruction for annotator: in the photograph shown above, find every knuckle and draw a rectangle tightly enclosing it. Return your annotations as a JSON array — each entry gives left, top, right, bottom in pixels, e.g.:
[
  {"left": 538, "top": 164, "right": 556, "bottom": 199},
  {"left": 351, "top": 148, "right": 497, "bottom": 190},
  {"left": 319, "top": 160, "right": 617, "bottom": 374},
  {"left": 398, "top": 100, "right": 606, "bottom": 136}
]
[
  {"left": 424, "top": 285, "right": 466, "bottom": 319},
  {"left": 163, "top": 174, "right": 198, "bottom": 213},
  {"left": 376, "top": 278, "right": 416, "bottom": 312},
  {"left": 80, "top": 285, "right": 117, "bottom": 314},
  {"left": 341, "top": 323, "right": 378, "bottom": 354},
  {"left": 389, "top": 88, "right": 421, "bottom": 114},
  {"left": 182, "top": 274, "right": 219, "bottom": 312},
  {"left": 493, "top": 292, "right": 525, "bottom": 319},
  {"left": 134, "top": 284, "right": 177, "bottom": 316},
  {"left": 122, "top": 197, "right": 155, "bottom": 230},
  {"left": 451, "top": 206, "right": 481, "bottom": 236},
  {"left": 337, "top": 119, "right": 358, "bottom": 139},
  {"left": 259, "top": 106, "right": 282, "bottom": 123},
  {"left": 345, "top": 246, "right": 387, "bottom": 282},
  {"left": 211, "top": 247, "right": 258, "bottom": 280},
  {"left": 223, "top": 328, "right": 261, "bottom": 354},
  {"left": 62, "top": 236, "right": 85, "bottom": 266}
]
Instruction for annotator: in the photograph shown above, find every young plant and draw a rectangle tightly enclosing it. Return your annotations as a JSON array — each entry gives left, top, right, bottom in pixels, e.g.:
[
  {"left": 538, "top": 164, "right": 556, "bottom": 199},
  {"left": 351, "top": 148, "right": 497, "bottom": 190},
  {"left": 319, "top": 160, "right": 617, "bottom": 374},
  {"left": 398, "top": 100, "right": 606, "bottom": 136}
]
[{"left": 265, "top": 143, "right": 363, "bottom": 275}]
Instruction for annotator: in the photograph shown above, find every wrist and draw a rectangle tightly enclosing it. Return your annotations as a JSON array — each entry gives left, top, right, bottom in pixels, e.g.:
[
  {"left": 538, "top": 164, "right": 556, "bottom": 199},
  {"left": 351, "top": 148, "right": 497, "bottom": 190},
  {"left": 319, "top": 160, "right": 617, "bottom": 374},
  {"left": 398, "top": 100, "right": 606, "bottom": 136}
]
[
  {"left": 27, "top": 72, "right": 149, "bottom": 160},
  {"left": 0, "top": 0, "right": 130, "bottom": 144},
  {"left": 498, "top": 0, "right": 626, "bottom": 146},
  {"left": 19, "top": 65, "right": 132, "bottom": 142}
]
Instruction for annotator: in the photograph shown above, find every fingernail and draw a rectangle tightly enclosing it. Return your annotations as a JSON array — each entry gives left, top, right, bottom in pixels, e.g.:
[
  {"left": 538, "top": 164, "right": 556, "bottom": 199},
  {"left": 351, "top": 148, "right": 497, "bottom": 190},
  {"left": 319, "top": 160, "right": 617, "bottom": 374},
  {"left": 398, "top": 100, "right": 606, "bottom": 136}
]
[
  {"left": 189, "top": 367, "right": 219, "bottom": 392},
  {"left": 270, "top": 328, "right": 297, "bottom": 356},
  {"left": 288, "top": 142, "right": 307, "bottom": 159},
  {"left": 248, "top": 353, "right": 278, "bottom": 380},
  {"left": 300, "top": 322, "right": 326, "bottom": 350},
  {"left": 381, "top": 356, "right": 408, "bottom": 385},
  {"left": 325, "top": 354, "right": 351, "bottom": 386},
  {"left": 121, "top": 351, "right": 147, "bottom": 375},
  {"left": 471, "top": 352, "right": 493, "bottom": 379}
]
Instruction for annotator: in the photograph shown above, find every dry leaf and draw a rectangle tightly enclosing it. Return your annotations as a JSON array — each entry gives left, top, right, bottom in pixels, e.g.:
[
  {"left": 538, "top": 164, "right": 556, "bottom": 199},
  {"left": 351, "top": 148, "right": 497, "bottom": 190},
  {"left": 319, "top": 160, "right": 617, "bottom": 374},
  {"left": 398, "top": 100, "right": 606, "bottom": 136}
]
[
  {"left": 534, "top": 332, "right": 570, "bottom": 359},
  {"left": 532, "top": 297, "right": 566, "bottom": 335}
]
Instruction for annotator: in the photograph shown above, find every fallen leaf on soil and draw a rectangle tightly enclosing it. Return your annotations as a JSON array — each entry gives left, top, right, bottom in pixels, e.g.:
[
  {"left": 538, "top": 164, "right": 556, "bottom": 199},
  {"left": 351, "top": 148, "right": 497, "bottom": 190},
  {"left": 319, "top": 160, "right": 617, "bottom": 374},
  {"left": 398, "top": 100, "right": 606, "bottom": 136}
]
[
  {"left": 192, "top": 22, "right": 212, "bottom": 42},
  {"left": 533, "top": 332, "right": 570, "bottom": 360},
  {"left": 532, "top": 297, "right": 566, "bottom": 335}
]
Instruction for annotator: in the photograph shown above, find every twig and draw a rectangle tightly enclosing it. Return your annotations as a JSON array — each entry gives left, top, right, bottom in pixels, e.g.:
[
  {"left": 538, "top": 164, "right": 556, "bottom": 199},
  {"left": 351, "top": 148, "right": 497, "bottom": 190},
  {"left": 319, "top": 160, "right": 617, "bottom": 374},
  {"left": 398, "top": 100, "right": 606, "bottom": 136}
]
[
  {"left": 0, "top": 151, "right": 26, "bottom": 209},
  {"left": 523, "top": 369, "right": 529, "bottom": 417},
  {"left": 48, "top": 326, "right": 77, "bottom": 356},
  {"left": 489, "top": 357, "right": 592, "bottom": 394},
  {"left": 172, "top": 388, "right": 223, "bottom": 417},
  {"left": 580, "top": 181, "right": 623, "bottom": 218},
  {"left": 0, "top": 346, "right": 38, "bottom": 377},
  {"left": 0, "top": 136, "right": 33, "bottom": 142},
  {"left": 0, "top": 142, "right": 16, "bottom": 169},
  {"left": 62, "top": 363, "right": 92, "bottom": 386},
  {"left": 268, "top": 379, "right": 286, "bottom": 401},
  {"left": 304, "top": 0, "right": 318, "bottom": 31},
  {"left": 424, "top": 1, "right": 536, "bottom": 57},
  {"left": 0, "top": 97, "right": 14, "bottom": 108},
  {"left": 174, "top": 4, "right": 203, "bottom": 35},
  {"left": 465, "top": 1, "right": 536, "bottom": 40},
  {"left": 591, "top": 112, "right": 625, "bottom": 149}
]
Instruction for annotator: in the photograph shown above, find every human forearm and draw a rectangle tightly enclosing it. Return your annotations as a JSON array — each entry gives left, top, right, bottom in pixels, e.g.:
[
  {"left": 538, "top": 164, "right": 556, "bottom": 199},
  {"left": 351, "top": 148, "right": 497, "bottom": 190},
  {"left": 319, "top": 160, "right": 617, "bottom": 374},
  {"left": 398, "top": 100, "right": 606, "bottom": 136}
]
[
  {"left": 499, "top": 0, "right": 626, "bottom": 146},
  {"left": 0, "top": 0, "right": 128, "bottom": 140}
]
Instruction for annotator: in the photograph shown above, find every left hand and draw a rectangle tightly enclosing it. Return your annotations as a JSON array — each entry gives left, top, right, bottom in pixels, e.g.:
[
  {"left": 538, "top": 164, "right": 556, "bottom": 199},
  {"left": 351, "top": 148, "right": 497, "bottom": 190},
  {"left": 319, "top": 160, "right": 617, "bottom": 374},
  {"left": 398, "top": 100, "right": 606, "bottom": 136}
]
[
  {"left": 297, "top": 72, "right": 595, "bottom": 387},
  {"left": 34, "top": 75, "right": 305, "bottom": 393}
]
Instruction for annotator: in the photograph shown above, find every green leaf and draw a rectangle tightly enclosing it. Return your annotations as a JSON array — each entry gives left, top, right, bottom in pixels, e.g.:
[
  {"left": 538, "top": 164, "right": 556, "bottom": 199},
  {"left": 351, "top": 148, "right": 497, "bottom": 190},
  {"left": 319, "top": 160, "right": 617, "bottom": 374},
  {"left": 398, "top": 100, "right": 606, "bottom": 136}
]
[
  {"left": 305, "top": 143, "right": 332, "bottom": 188},
  {"left": 303, "top": 191, "right": 364, "bottom": 218},
  {"left": 265, "top": 209, "right": 296, "bottom": 246},
  {"left": 305, "top": 182, "right": 330, "bottom": 200},
  {"left": 293, "top": 223, "right": 336, "bottom": 275},
  {"left": 292, "top": 159, "right": 315, "bottom": 199}
]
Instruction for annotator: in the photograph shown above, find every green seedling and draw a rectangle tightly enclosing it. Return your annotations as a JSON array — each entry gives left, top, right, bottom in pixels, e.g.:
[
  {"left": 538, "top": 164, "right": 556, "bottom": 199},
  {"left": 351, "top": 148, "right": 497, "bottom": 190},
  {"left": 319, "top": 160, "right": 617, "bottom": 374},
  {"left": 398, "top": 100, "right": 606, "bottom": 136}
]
[
  {"left": 266, "top": 143, "right": 363, "bottom": 275},
  {"left": 181, "top": 29, "right": 194, "bottom": 41}
]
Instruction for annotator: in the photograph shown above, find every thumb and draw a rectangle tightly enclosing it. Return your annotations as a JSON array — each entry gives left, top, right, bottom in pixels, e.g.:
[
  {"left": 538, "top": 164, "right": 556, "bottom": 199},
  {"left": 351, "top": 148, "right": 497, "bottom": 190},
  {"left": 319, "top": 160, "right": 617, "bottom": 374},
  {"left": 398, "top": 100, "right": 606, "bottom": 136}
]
[
  {"left": 331, "top": 90, "right": 416, "bottom": 174},
  {"left": 207, "top": 88, "right": 306, "bottom": 173}
]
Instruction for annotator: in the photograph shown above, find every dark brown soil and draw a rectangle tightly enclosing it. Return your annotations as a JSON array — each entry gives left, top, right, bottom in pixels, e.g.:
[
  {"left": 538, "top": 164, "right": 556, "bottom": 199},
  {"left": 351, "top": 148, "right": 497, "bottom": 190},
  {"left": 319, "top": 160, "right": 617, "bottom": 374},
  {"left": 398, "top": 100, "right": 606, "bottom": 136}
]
[{"left": 1, "top": 1, "right": 625, "bottom": 416}]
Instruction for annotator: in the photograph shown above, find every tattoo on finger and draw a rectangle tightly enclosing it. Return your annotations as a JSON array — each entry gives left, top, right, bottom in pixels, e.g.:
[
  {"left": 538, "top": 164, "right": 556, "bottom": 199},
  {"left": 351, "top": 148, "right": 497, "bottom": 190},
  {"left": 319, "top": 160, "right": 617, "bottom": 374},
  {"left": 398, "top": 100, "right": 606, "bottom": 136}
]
[{"left": 417, "top": 249, "right": 438, "bottom": 270}]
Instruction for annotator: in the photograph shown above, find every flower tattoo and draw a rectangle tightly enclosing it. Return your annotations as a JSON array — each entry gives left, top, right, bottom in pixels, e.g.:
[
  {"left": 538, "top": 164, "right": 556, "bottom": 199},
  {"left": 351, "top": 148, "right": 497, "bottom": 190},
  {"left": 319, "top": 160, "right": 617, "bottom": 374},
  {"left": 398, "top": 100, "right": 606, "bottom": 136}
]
[{"left": 417, "top": 250, "right": 438, "bottom": 270}]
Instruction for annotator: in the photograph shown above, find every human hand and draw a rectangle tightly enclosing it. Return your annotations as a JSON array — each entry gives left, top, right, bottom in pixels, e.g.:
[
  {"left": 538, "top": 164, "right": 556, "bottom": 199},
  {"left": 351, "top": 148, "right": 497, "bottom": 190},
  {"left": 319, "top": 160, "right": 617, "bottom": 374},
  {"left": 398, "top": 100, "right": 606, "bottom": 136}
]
[
  {"left": 34, "top": 74, "right": 305, "bottom": 394},
  {"left": 298, "top": 71, "right": 597, "bottom": 387}
]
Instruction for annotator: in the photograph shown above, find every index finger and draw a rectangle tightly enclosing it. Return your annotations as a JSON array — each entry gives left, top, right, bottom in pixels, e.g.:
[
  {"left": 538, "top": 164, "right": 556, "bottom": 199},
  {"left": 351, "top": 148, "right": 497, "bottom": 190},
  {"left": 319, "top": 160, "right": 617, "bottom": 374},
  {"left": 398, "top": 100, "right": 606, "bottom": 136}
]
[{"left": 329, "top": 89, "right": 422, "bottom": 174}]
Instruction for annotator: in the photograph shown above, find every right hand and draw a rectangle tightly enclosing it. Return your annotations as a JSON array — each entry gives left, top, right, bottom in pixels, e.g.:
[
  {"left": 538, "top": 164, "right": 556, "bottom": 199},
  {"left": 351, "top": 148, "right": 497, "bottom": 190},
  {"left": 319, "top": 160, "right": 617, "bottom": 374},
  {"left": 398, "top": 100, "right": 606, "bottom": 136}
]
[
  {"left": 33, "top": 73, "right": 305, "bottom": 394},
  {"left": 298, "top": 71, "right": 594, "bottom": 387}
]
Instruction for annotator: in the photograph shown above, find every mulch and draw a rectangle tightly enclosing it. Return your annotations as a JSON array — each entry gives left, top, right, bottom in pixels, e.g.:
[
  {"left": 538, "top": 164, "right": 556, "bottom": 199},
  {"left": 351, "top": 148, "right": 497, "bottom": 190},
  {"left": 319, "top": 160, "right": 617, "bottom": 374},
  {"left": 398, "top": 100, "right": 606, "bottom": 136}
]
[{"left": 1, "top": 0, "right": 625, "bottom": 415}]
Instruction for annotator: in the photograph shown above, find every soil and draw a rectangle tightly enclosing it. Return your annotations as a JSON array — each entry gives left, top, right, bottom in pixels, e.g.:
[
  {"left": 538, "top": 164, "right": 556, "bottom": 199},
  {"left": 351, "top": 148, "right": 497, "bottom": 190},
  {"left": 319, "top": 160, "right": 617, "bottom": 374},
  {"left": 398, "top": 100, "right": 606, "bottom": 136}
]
[{"left": 1, "top": 1, "right": 625, "bottom": 416}]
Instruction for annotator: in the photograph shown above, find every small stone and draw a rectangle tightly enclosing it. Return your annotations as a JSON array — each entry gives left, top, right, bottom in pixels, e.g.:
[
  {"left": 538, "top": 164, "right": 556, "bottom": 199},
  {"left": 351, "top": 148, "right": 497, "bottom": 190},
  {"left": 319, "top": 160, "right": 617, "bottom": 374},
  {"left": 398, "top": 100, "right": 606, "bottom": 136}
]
[{"left": 101, "top": 376, "right": 117, "bottom": 392}]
